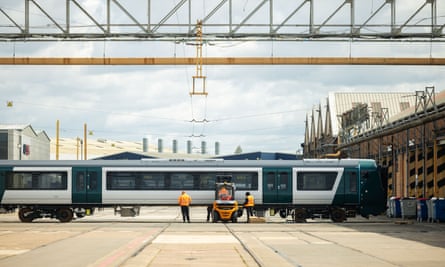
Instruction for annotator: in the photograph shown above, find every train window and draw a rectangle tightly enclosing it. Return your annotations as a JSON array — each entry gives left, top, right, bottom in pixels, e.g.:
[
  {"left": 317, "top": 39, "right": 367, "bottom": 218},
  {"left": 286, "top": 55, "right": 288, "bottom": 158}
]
[
  {"left": 297, "top": 171, "right": 337, "bottom": 191},
  {"left": 349, "top": 172, "right": 357, "bottom": 192},
  {"left": 279, "top": 172, "right": 288, "bottom": 190},
  {"left": 266, "top": 172, "right": 275, "bottom": 191},
  {"left": 89, "top": 173, "right": 98, "bottom": 190},
  {"left": 6, "top": 172, "right": 67, "bottom": 190},
  {"left": 6, "top": 172, "right": 32, "bottom": 189},
  {"left": 107, "top": 172, "right": 138, "bottom": 190},
  {"left": 232, "top": 172, "right": 258, "bottom": 190},
  {"left": 170, "top": 173, "right": 194, "bottom": 189},
  {"left": 105, "top": 171, "right": 258, "bottom": 191},
  {"left": 198, "top": 173, "right": 215, "bottom": 190},
  {"left": 39, "top": 173, "right": 66, "bottom": 189},
  {"left": 140, "top": 173, "right": 165, "bottom": 189},
  {"left": 76, "top": 173, "right": 85, "bottom": 191}
]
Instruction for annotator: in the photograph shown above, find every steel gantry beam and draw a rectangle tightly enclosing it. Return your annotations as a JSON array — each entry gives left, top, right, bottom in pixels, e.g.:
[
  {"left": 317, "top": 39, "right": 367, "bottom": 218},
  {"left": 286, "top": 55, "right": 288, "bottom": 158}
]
[
  {"left": 0, "top": 0, "right": 443, "bottom": 42},
  {"left": 1, "top": 57, "right": 444, "bottom": 65}
]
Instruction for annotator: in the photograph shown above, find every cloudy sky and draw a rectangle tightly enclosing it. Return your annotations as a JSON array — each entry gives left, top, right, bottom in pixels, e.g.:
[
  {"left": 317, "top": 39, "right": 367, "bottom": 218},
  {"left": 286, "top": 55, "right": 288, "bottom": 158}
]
[{"left": 1, "top": 0, "right": 445, "bottom": 156}]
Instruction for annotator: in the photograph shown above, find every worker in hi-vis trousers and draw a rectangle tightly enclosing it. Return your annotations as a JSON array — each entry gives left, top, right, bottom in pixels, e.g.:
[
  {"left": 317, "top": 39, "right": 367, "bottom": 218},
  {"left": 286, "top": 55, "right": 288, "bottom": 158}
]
[
  {"left": 243, "top": 192, "right": 254, "bottom": 223},
  {"left": 178, "top": 191, "right": 192, "bottom": 223}
]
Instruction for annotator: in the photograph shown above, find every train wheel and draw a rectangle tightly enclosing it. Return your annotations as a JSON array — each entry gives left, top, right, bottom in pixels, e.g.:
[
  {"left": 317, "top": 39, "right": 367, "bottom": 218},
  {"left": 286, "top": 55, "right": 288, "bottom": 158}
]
[
  {"left": 331, "top": 208, "right": 346, "bottom": 223},
  {"left": 279, "top": 209, "right": 287, "bottom": 219},
  {"left": 74, "top": 208, "right": 86, "bottom": 218},
  {"left": 18, "top": 207, "right": 34, "bottom": 223},
  {"left": 57, "top": 208, "right": 74, "bottom": 223},
  {"left": 293, "top": 208, "right": 306, "bottom": 223}
]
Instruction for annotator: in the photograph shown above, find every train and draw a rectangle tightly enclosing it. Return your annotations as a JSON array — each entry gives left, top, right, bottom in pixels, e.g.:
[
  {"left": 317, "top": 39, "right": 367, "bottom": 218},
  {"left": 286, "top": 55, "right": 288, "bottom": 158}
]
[{"left": 0, "top": 158, "right": 387, "bottom": 223}]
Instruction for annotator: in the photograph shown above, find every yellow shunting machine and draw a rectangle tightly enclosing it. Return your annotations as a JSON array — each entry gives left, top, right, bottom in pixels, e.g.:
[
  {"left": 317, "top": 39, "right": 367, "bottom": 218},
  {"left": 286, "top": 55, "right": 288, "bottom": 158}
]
[{"left": 212, "top": 175, "right": 239, "bottom": 223}]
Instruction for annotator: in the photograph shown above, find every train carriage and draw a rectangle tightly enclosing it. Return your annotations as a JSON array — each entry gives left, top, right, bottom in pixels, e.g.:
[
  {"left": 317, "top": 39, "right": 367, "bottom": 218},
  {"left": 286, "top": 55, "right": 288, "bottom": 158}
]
[{"left": 0, "top": 159, "right": 386, "bottom": 223}]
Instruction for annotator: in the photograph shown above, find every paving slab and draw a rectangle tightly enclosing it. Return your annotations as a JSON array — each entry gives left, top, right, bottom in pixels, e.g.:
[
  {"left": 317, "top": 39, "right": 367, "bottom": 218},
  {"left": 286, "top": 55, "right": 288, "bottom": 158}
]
[{"left": 1, "top": 207, "right": 445, "bottom": 267}]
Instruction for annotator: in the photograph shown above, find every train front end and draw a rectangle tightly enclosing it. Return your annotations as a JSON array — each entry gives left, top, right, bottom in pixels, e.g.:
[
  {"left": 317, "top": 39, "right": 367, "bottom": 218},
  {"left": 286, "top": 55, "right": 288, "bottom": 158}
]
[{"left": 359, "top": 160, "right": 387, "bottom": 218}]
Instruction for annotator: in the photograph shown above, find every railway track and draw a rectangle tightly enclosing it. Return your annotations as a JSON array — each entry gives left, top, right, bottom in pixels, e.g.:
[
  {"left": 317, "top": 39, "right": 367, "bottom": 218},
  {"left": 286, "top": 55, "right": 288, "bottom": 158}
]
[
  {"left": 118, "top": 223, "right": 171, "bottom": 266},
  {"left": 225, "top": 224, "right": 301, "bottom": 267},
  {"left": 1, "top": 219, "right": 444, "bottom": 266}
]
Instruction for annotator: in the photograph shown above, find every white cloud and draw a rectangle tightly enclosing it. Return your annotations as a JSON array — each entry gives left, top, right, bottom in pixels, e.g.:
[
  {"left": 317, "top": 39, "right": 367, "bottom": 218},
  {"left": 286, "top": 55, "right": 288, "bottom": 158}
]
[{"left": 1, "top": 0, "right": 444, "bottom": 155}]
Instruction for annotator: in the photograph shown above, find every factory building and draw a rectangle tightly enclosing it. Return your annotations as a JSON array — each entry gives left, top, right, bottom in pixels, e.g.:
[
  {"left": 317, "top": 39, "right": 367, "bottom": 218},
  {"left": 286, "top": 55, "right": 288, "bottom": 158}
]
[
  {"left": 303, "top": 86, "right": 445, "bottom": 199},
  {"left": 50, "top": 138, "right": 219, "bottom": 160},
  {"left": 0, "top": 124, "right": 50, "bottom": 160}
]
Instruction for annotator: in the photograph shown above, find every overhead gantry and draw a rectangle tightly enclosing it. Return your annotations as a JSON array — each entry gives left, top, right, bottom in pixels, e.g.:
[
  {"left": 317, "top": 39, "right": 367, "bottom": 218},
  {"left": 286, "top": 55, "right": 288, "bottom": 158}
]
[
  {"left": 0, "top": 0, "right": 443, "bottom": 42},
  {"left": 1, "top": 1, "right": 443, "bottom": 66},
  {"left": 0, "top": 57, "right": 444, "bottom": 65}
]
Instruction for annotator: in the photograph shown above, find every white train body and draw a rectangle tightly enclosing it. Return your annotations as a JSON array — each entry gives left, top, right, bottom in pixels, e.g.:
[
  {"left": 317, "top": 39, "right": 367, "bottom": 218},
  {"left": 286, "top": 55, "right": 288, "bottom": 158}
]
[{"left": 0, "top": 159, "right": 386, "bottom": 222}]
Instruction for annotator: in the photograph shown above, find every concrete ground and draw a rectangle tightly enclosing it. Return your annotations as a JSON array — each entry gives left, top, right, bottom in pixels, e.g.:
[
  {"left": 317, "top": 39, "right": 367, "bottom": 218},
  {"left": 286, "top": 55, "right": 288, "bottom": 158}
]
[{"left": 0, "top": 207, "right": 444, "bottom": 267}]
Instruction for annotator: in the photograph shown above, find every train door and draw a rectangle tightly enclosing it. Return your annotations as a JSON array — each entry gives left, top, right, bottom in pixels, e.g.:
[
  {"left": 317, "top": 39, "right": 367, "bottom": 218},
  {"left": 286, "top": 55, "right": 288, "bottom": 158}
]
[
  {"left": 72, "top": 167, "right": 102, "bottom": 204},
  {"left": 343, "top": 168, "right": 359, "bottom": 204},
  {"left": 262, "top": 168, "right": 292, "bottom": 204}
]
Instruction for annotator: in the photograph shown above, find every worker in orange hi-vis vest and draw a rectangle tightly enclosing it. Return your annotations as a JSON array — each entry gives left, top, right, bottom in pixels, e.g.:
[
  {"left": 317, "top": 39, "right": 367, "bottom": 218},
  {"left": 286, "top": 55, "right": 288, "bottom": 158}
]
[
  {"left": 243, "top": 192, "right": 254, "bottom": 223},
  {"left": 178, "top": 191, "right": 192, "bottom": 223}
]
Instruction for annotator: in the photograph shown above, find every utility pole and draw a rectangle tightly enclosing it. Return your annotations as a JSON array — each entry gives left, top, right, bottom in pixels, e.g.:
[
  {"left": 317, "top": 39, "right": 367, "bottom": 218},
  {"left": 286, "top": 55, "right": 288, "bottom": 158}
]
[
  {"left": 56, "top": 120, "right": 60, "bottom": 160},
  {"left": 84, "top": 123, "right": 87, "bottom": 160}
]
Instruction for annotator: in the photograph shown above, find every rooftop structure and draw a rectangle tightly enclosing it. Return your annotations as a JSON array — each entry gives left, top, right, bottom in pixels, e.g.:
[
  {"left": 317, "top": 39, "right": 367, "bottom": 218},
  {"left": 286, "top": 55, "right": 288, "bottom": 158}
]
[
  {"left": 50, "top": 137, "right": 212, "bottom": 160},
  {"left": 303, "top": 86, "right": 445, "bottom": 199},
  {"left": 0, "top": 124, "right": 50, "bottom": 160},
  {"left": 304, "top": 89, "right": 430, "bottom": 157}
]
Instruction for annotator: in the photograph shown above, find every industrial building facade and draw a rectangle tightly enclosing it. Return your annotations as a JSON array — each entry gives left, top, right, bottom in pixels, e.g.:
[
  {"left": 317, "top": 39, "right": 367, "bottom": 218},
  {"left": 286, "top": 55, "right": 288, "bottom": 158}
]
[
  {"left": 0, "top": 125, "right": 50, "bottom": 160},
  {"left": 303, "top": 87, "right": 445, "bottom": 199}
]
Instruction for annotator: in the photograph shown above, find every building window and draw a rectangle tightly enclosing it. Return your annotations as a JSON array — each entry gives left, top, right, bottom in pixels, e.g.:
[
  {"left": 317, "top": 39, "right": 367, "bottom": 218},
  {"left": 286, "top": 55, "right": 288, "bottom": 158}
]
[{"left": 0, "top": 133, "right": 7, "bottom": 159}]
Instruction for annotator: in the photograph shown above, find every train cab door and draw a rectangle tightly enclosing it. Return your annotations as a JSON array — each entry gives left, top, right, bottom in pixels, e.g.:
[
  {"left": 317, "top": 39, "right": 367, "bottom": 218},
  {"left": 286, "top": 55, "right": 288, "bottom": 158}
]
[
  {"left": 343, "top": 169, "right": 359, "bottom": 204},
  {"left": 72, "top": 167, "right": 102, "bottom": 204},
  {"left": 263, "top": 168, "right": 292, "bottom": 204}
]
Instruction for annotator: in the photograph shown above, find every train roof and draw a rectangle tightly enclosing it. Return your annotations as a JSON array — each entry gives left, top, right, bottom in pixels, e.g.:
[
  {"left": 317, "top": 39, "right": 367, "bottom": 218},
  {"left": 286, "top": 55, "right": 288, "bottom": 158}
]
[{"left": 0, "top": 159, "right": 375, "bottom": 168}]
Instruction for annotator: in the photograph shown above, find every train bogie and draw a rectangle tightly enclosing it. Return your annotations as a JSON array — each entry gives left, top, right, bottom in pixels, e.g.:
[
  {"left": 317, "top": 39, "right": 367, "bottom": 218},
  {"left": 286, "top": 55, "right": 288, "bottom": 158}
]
[{"left": 17, "top": 206, "right": 74, "bottom": 222}]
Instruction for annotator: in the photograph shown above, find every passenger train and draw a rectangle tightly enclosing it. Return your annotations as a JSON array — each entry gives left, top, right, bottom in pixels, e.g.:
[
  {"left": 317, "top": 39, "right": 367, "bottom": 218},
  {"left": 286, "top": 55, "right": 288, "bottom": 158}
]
[{"left": 0, "top": 159, "right": 387, "bottom": 223}]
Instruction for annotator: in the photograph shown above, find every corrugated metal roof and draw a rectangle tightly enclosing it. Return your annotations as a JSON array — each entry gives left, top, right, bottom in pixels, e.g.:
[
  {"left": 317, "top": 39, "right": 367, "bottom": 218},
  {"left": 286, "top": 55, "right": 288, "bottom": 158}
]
[{"left": 389, "top": 89, "right": 445, "bottom": 123}]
